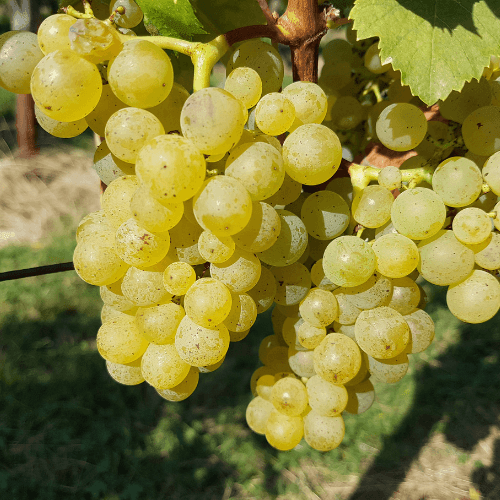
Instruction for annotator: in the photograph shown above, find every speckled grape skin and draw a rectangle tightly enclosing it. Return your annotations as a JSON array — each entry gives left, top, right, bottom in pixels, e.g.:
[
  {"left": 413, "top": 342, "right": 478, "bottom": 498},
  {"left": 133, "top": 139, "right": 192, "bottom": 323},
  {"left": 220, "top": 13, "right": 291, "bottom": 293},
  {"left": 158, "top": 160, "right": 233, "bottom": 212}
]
[
  {"left": 270, "top": 377, "right": 308, "bottom": 417},
  {"left": 246, "top": 396, "right": 274, "bottom": 435},
  {"left": 475, "top": 232, "right": 500, "bottom": 270},
  {"left": 224, "top": 293, "right": 257, "bottom": 332},
  {"left": 101, "top": 175, "right": 140, "bottom": 227},
  {"left": 403, "top": 309, "right": 435, "bottom": 353},
  {"left": 175, "top": 315, "right": 230, "bottom": 367},
  {"left": 198, "top": 231, "right": 235, "bottom": 264},
  {"left": 387, "top": 277, "right": 420, "bottom": 315},
  {"left": 339, "top": 273, "right": 393, "bottom": 311},
  {"left": 148, "top": 82, "right": 190, "bottom": 134},
  {"left": 135, "top": 302, "right": 185, "bottom": 345},
  {"left": 106, "top": 357, "right": 144, "bottom": 385},
  {"left": 265, "top": 409, "right": 303, "bottom": 451},
  {"left": 100, "top": 278, "right": 135, "bottom": 312},
  {"left": 366, "top": 351, "right": 409, "bottom": 383},
  {"left": 121, "top": 266, "right": 171, "bottom": 307},
  {"left": 35, "top": 105, "right": 88, "bottom": 138},
  {"left": 105, "top": 107, "right": 165, "bottom": 163},
  {"left": 271, "top": 262, "right": 311, "bottom": 306},
  {"left": 37, "top": 14, "right": 76, "bottom": 54},
  {"left": 156, "top": 366, "right": 199, "bottom": 402},
  {"left": 97, "top": 315, "right": 149, "bottom": 364},
  {"left": 299, "top": 288, "right": 338, "bottom": 328},
  {"left": 462, "top": 106, "right": 500, "bottom": 157},
  {"left": 247, "top": 266, "right": 277, "bottom": 314},
  {"left": 107, "top": 39, "right": 173, "bottom": 108},
  {"left": 168, "top": 216, "right": 205, "bottom": 265},
  {"left": 0, "top": 31, "right": 43, "bottom": 94},
  {"left": 31, "top": 50, "right": 102, "bottom": 122},
  {"left": 352, "top": 185, "right": 394, "bottom": 229},
  {"left": 224, "top": 66, "right": 262, "bottom": 109},
  {"left": 355, "top": 306, "right": 410, "bottom": 359},
  {"left": 372, "top": 234, "right": 420, "bottom": 278},
  {"left": 255, "top": 93, "right": 295, "bottom": 136},
  {"left": 344, "top": 379, "right": 375, "bottom": 415},
  {"left": 306, "top": 375, "right": 348, "bottom": 417},
  {"left": 141, "top": 342, "right": 190, "bottom": 390},
  {"left": 452, "top": 208, "right": 492, "bottom": 245},
  {"left": 297, "top": 322, "right": 326, "bottom": 350},
  {"left": 304, "top": 410, "right": 345, "bottom": 451},
  {"left": 163, "top": 262, "right": 196, "bottom": 295},
  {"left": 332, "top": 290, "right": 361, "bottom": 325}
]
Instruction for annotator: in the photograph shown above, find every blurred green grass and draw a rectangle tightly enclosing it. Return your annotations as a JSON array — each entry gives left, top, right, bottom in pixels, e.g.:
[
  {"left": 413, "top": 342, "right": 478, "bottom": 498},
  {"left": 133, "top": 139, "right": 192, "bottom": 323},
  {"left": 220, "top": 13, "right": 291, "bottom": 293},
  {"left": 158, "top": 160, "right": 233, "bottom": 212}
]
[{"left": 0, "top": 222, "right": 498, "bottom": 499}]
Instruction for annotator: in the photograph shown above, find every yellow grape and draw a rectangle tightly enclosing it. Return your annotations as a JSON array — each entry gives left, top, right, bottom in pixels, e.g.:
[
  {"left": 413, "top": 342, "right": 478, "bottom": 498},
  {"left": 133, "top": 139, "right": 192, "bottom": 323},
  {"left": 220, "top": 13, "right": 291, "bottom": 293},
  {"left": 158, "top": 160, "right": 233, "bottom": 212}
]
[
  {"left": 403, "top": 308, "right": 435, "bottom": 353},
  {"left": 271, "top": 377, "right": 308, "bottom": 417},
  {"left": 101, "top": 174, "right": 141, "bottom": 227},
  {"left": 297, "top": 321, "right": 326, "bottom": 350},
  {"left": 148, "top": 82, "right": 190, "bottom": 134},
  {"left": 352, "top": 185, "right": 394, "bottom": 228},
  {"left": 247, "top": 266, "right": 277, "bottom": 314},
  {"left": 106, "top": 358, "right": 144, "bottom": 385},
  {"left": 255, "top": 92, "right": 295, "bottom": 136},
  {"left": 141, "top": 343, "right": 190, "bottom": 390},
  {"left": 372, "top": 233, "right": 419, "bottom": 278},
  {"left": 37, "top": 14, "right": 76, "bottom": 54},
  {"left": 198, "top": 231, "right": 235, "bottom": 264},
  {"left": 339, "top": 273, "right": 393, "bottom": 311},
  {"left": 224, "top": 67, "right": 262, "bottom": 109},
  {"left": 223, "top": 293, "right": 257, "bottom": 332},
  {"left": 156, "top": 366, "right": 199, "bottom": 402},
  {"left": 163, "top": 262, "right": 196, "bottom": 295},
  {"left": 366, "top": 351, "right": 409, "bottom": 384},
  {"left": 246, "top": 396, "right": 274, "bottom": 434},
  {"left": 265, "top": 409, "right": 303, "bottom": 451},
  {"left": 306, "top": 375, "right": 348, "bottom": 417},
  {"left": 299, "top": 288, "right": 338, "bottom": 328},
  {"left": 34, "top": 105, "right": 88, "bottom": 138},
  {"left": 387, "top": 277, "right": 420, "bottom": 315},
  {"left": 135, "top": 302, "right": 185, "bottom": 345},
  {"left": 272, "top": 262, "right": 311, "bottom": 306},
  {"left": 93, "top": 141, "right": 135, "bottom": 186},
  {"left": 120, "top": 265, "right": 172, "bottom": 307},
  {"left": 85, "top": 84, "right": 128, "bottom": 137},
  {"left": 303, "top": 410, "right": 345, "bottom": 451}
]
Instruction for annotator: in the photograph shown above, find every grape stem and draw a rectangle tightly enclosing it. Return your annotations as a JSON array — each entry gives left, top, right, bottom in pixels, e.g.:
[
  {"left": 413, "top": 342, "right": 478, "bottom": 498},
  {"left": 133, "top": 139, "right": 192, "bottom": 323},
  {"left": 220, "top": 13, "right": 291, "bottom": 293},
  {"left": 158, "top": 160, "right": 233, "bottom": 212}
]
[{"left": 63, "top": 5, "right": 94, "bottom": 19}]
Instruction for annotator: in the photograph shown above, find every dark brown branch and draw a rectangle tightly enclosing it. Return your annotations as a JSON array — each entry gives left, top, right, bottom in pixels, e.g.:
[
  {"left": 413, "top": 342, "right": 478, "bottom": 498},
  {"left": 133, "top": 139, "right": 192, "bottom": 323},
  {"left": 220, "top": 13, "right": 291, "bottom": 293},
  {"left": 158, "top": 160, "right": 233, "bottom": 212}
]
[
  {"left": 224, "top": 24, "right": 286, "bottom": 46},
  {"left": 0, "top": 262, "right": 75, "bottom": 282},
  {"left": 256, "top": 0, "right": 276, "bottom": 26}
]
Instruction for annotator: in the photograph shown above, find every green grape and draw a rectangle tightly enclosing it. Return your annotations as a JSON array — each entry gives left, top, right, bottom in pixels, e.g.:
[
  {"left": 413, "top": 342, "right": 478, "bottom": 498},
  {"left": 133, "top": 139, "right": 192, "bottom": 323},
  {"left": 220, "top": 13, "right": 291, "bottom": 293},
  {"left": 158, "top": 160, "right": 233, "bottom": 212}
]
[
  {"left": 93, "top": 140, "right": 135, "bottom": 186},
  {"left": 300, "top": 191, "right": 350, "bottom": 240},
  {"left": 226, "top": 39, "right": 284, "bottom": 97},
  {"left": 452, "top": 208, "right": 492, "bottom": 245},
  {"left": 439, "top": 78, "right": 492, "bottom": 123},
  {"left": 403, "top": 308, "right": 435, "bottom": 353},
  {"left": 74, "top": 238, "right": 128, "bottom": 286},
  {"left": 130, "top": 185, "right": 184, "bottom": 233},
  {"left": 175, "top": 315, "right": 230, "bottom": 366},
  {"left": 247, "top": 266, "right": 277, "bottom": 314},
  {"left": 462, "top": 106, "right": 500, "bottom": 157},
  {"left": 101, "top": 174, "right": 140, "bottom": 227},
  {"left": 310, "top": 259, "right": 337, "bottom": 291},
  {"left": 263, "top": 173, "right": 302, "bottom": 206},
  {"left": 224, "top": 67, "right": 262, "bottom": 109},
  {"left": 181, "top": 87, "right": 246, "bottom": 155},
  {"left": 328, "top": 95, "right": 364, "bottom": 130},
  {"left": 281, "top": 81, "right": 327, "bottom": 132},
  {"left": 378, "top": 165, "right": 402, "bottom": 190},
  {"left": 97, "top": 315, "right": 148, "bottom": 364},
  {"left": 299, "top": 288, "right": 338, "bottom": 328},
  {"left": 223, "top": 293, "right": 257, "bottom": 332},
  {"left": 313, "top": 333, "right": 362, "bottom": 385},
  {"left": 387, "top": 277, "right": 420, "bottom": 315},
  {"left": 366, "top": 351, "right": 409, "bottom": 384},
  {"left": 198, "top": 230, "right": 235, "bottom": 263},
  {"left": 284, "top": 191, "right": 307, "bottom": 217},
  {"left": 100, "top": 277, "right": 135, "bottom": 312},
  {"left": 169, "top": 216, "right": 205, "bottom": 265},
  {"left": 355, "top": 306, "right": 410, "bottom": 359},
  {"left": 376, "top": 103, "right": 427, "bottom": 152},
  {"left": 475, "top": 232, "right": 500, "bottom": 270},
  {"left": 0, "top": 31, "right": 43, "bottom": 94},
  {"left": 135, "top": 134, "right": 206, "bottom": 204},
  {"left": 246, "top": 396, "right": 274, "bottom": 435},
  {"left": 352, "top": 185, "right": 394, "bottom": 228},
  {"left": 322, "top": 39, "right": 355, "bottom": 65},
  {"left": 108, "top": 39, "right": 173, "bottom": 108},
  {"left": 106, "top": 357, "right": 144, "bottom": 385},
  {"left": 283, "top": 124, "right": 342, "bottom": 185},
  {"left": 85, "top": 84, "right": 128, "bottom": 138},
  {"left": 115, "top": 217, "right": 170, "bottom": 267},
  {"left": 332, "top": 290, "right": 362, "bottom": 325},
  {"left": 297, "top": 321, "right": 326, "bottom": 350},
  {"left": 432, "top": 156, "right": 482, "bottom": 207},
  {"left": 255, "top": 92, "right": 295, "bottom": 136},
  {"left": 135, "top": 302, "right": 185, "bottom": 344},
  {"left": 76, "top": 209, "right": 115, "bottom": 244},
  {"left": 364, "top": 42, "right": 391, "bottom": 74},
  {"left": 184, "top": 277, "right": 232, "bottom": 328},
  {"left": 418, "top": 230, "right": 474, "bottom": 286},
  {"left": 265, "top": 409, "right": 303, "bottom": 451},
  {"left": 163, "top": 262, "right": 196, "bottom": 295},
  {"left": 339, "top": 273, "right": 393, "bottom": 311},
  {"left": 37, "top": 14, "right": 76, "bottom": 54},
  {"left": 372, "top": 233, "right": 419, "bottom": 278},
  {"left": 325, "top": 176, "right": 353, "bottom": 205},
  {"left": 141, "top": 343, "right": 190, "bottom": 389},
  {"left": 323, "top": 236, "right": 376, "bottom": 287},
  {"left": 391, "top": 187, "right": 446, "bottom": 240},
  {"left": 482, "top": 151, "right": 500, "bottom": 195},
  {"left": 303, "top": 410, "right": 345, "bottom": 451},
  {"left": 31, "top": 50, "right": 101, "bottom": 121},
  {"left": 271, "top": 377, "right": 308, "bottom": 417},
  {"left": 387, "top": 79, "right": 413, "bottom": 103},
  {"left": 306, "top": 375, "right": 347, "bottom": 417},
  {"left": 318, "top": 61, "right": 352, "bottom": 93},
  {"left": 110, "top": 0, "right": 144, "bottom": 28},
  {"left": 105, "top": 107, "right": 165, "bottom": 163},
  {"left": 258, "top": 209, "right": 308, "bottom": 267},
  {"left": 148, "top": 82, "right": 190, "bottom": 134},
  {"left": 121, "top": 265, "right": 171, "bottom": 307},
  {"left": 232, "top": 202, "right": 281, "bottom": 253},
  {"left": 271, "top": 262, "right": 311, "bottom": 306},
  {"left": 344, "top": 379, "right": 375, "bottom": 415},
  {"left": 447, "top": 270, "right": 500, "bottom": 323},
  {"left": 156, "top": 366, "right": 199, "bottom": 402},
  {"left": 365, "top": 100, "right": 392, "bottom": 142},
  {"left": 225, "top": 142, "right": 284, "bottom": 201},
  {"left": 415, "top": 120, "right": 454, "bottom": 159},
  {"left": 210, "top": 247, "right": 261, "bottom": 293},
  {"left": 34, "top": 104, "right": 87, "bottom": 138},
  {"left": 193, "top": 175, "right": 252, "bottom": 236},
  {"left": 69, "top": 18, "right": 123, "bottom": 65}
]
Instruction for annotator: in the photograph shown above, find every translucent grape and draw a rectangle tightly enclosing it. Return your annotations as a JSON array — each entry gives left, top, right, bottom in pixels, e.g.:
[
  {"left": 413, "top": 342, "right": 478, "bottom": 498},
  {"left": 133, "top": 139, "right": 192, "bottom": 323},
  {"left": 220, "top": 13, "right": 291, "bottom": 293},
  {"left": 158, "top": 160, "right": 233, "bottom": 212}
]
[
  {"left": 175, "top": 315, "right": 230, "bottom": 366},
  {"left": 352, "top": 185, "right": 394, "bottom": 228},
  {"left": 340, "top": 273, "right": 393, "bottom": 310},
  {"left": 105, "top": 107, "right": 165, "bottom": 163},
  {"left": 246, "top": 396, "right": 274, "bottom": 434},
  {"left": 93, "top": 141, "right": 135, "bottom": 186},
  {"left": 318, "top": 62, "right": 352, "bottom": 93},
  {"left": 106, "top": 358, "right": 144, "bottom": 385},
  {"left": 310, "top": 259, "right": 338, "bottom": 291},
  {"left": 108, "top": 39, "right": 173, "bottom": 108},
  {"left": 364, "top": 42, "right": 390, "bottom": 74},
  {"left": 378, "top": 165, "right": 402, "bottom": 190},
  {"left": 355, "top": 306, "right": 410, "bottom": 359},
  {"left": 271, "top": 262, "right": 310, "bottom": 307},
  {"left": 135, "top": 134, "right": 206, "bottom": 203},
  {"left": 297, "top": 322, "right": 326, "bottom": 350},
  {"left": 198, "top": 231, "right": 235, "bottom": 263},
  {"left": 110, "top": 0, "right": 144, "bottom": 28},
  {"left": 475, "top": 232, "right": 500, "bottom": 270},
  {"left": 306, "top": 375, "right": 347, "bottom": 417},
  {"left": 101, "top": 174, "right": 140, "bottom": 227},
  {"left": 303, "top": 411, "right": 345, "bottom": 451},
  {"left": 418, "top": 230, "right": 474, "bottom": 286},
  {"left": 288, "top": 346, "right": 316, "bottom": 378},
  {"left": 100, "top": 277, "right": 135, "bottom": 311},
  {"left": 163, "top": 262, "right": 196, "bottom": 296},
  {"left": 121, "top": 264, "right": 171, "bottom": 307},
  {"left": 181, "top": 87, "right": 246, "bottom": 155},
  {"left": 265, "top": 409, "right": 303, "bottom": 451},
  {"left": 387, "top": 277, "right": 420, "bottom": 315},
  {"left": 432, "top": 156, "right": 482, "bottom": 207},
  {"left": 376, "top": 103, "right": 427, "bottom": 152},
  {"left": 135, "top": 302, "right": 185, "bottom": 344},
  {"left": 391, "top": 187, "right": 446, "bottom": 240},
  {"left": 225, "top": 142, "right": 284, "bottom": 201},
  {"left": 97, "top": 315, "right": 148, "bottom": 363},
  {"left": 148, "top": 83, "right": 190, "bottom": 134},
  {"left": 332, "top": 290, "right": 361, "bottom": 325},
  {"left": 300, "top": 191, "right": 350, "bottom": 240},
  {"left": 282, "top": 316, "right": 304, "bottom": 347},
  {"left": 31, "top": 50, "right": 102, "bottom": 122},
  {"left": 85, "top": 84, "right": 128, "bottom": 137},
  {"left": 156, "top": 366, "right": 199, "bottom": 402},
  {"left": 299, "top": 288, "right": 338, "bottom": 328},
  {"left": 283, "top": 124, "right": 342, "bottom": 185},
  {"left": 255, "top": 92, "right": 295, "bottom": 136},
  {"left": 224, "top": 67, "right": 262, "bottom": 109},
  {"left": 271, "top": 377, "right": 308, "bottom": 417},
  {"left": 37, "top": 14, "right": 76, "bottom": 54},
  {"left": 141, "top": 343, "right": 190, "bottom": 389},
  {"left": 35, "top": 104, "right": 88, "bottom": 138},
  {"left": 328, "top": 95, "right": 364, "bottom": 130},
  {"left": 224, "top": 293, "right": 257, "bottom": 332},
  {"left": 366, "top": 351, "right": 409, "bottom": 384},
  {"left": 452, "top": 208, "right": 492, "bottom": 245},
  {"left": 462, "top": 106, "right": 500, "bottom": 157},
  {"left": 169, "top": 216, "right": 205, "bottom": 265},
  {"left": 372, "top": 233, "right": 419, "bottom": 278},
  {"left": 247, "top": 266, "right": 277, "bottom": 314},
  {"left": 403, "top": 308, "right": 435, "bottom": 353}
]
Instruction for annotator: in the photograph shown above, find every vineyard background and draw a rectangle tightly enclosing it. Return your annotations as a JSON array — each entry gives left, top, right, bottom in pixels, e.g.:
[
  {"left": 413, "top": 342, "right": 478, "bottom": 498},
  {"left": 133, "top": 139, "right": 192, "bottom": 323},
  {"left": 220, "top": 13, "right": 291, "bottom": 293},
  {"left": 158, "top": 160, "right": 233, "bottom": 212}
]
[{"left": 0, "top": 1, "right": 499, "bottom": 499}]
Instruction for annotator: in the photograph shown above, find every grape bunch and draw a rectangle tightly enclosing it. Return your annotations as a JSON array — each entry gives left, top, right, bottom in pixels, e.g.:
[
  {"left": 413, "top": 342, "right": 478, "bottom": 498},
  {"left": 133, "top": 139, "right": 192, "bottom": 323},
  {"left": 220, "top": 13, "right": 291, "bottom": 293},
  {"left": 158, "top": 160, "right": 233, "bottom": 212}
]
[{"left": 1, "top": 3, "right": 500, "bottom": 453}]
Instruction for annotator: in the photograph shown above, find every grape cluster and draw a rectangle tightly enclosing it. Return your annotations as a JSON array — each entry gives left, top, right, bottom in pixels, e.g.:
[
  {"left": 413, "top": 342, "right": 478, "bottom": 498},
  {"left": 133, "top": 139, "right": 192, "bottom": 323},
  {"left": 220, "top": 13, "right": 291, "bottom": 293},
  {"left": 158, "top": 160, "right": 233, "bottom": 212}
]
[{"left": 1, "top": 5, "right": 500, "bottom": 453}]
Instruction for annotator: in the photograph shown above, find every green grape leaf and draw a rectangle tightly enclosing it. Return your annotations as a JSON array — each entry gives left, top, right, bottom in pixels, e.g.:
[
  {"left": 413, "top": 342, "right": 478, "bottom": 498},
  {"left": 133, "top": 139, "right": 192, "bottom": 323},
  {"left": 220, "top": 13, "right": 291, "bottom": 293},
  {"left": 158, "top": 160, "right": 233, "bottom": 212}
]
[
  {"left": 350, "top": 0, "right": 500, "bottom": 105},
  {"left": 136, "top": 0, "right": 207, "bottom": 39},
  {"left": 190, "top": 0, "right": 267, "bottom": 36}
]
